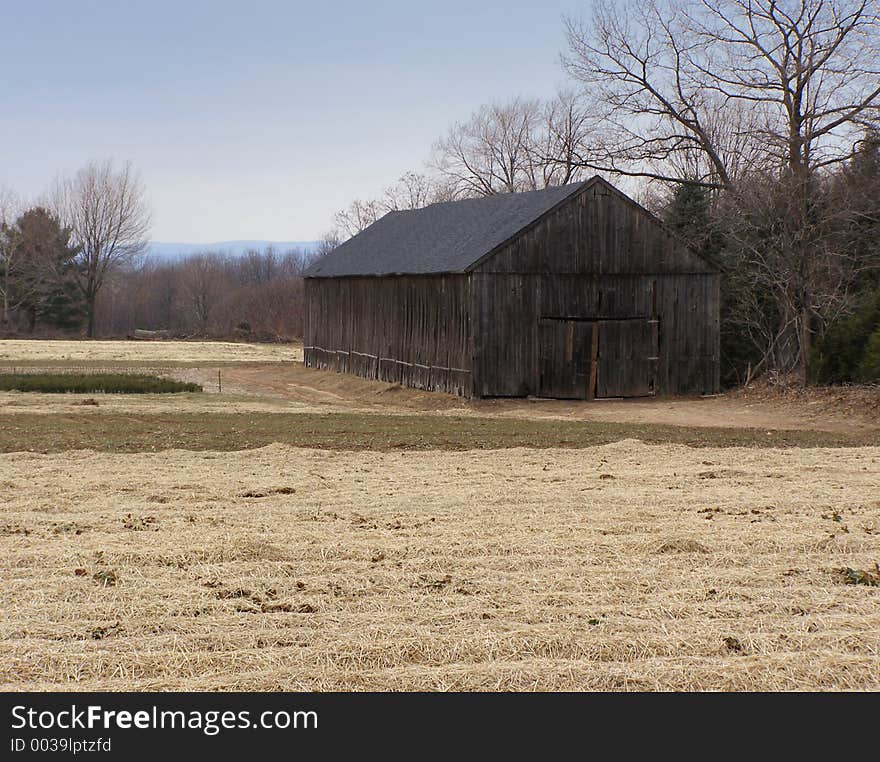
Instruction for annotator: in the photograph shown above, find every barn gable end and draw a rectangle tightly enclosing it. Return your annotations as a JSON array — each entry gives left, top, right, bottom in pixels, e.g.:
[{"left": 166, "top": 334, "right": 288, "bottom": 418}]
[
  {"left": 470, "top": 177, "right": 716, "bottom": 275},
  {"left": 469, "top": 178, "right": 719, "bottom": 397}
]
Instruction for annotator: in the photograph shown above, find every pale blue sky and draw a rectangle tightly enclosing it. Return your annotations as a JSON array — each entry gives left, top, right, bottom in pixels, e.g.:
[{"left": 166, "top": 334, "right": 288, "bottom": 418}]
[{"left": 2, "top": 0, "right": 587, "bottom": 241}]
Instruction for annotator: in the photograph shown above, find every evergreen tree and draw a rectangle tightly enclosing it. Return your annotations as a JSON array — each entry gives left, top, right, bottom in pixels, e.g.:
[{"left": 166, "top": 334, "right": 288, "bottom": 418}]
[
  {"left": 665, "top": 182, "right": 712, "bottom": 243},
  {"left": 844, "top": 129, "right": 880, "bottom": 294},
  {"left": 810, "top": 129, "right": 880, "bottom": 382},
  {"left": 12, "top": 207, "right": 85, "bottom": 331},
  {"left": 811, "top": 291, "right": 880, "bottom": 384},
  {"left": 665, "top": 181, "right": 764, "bottom": 385}
]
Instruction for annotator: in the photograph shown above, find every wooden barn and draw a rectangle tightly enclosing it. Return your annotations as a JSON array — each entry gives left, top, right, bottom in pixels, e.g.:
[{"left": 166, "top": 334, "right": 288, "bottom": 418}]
[{"left": 303, "top": 176, "right": 720, "bottom": 399}]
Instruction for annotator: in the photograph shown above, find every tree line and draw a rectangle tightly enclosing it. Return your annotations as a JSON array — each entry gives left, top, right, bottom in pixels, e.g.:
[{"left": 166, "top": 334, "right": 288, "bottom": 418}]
[
  {"left": 96, "top": 247, "right": 311, "bottom": 340},
  {"left": 1, "top": 162, "right": 313, "bottom": 341}
]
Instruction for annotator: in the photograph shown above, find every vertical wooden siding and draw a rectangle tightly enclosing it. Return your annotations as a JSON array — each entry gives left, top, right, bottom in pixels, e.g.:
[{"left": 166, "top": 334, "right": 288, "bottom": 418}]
[
  {"left": 480, "top": 181, "right": 715, "bottom": 275},
  {"left": 472, "top": 182, "right": 720, "bottom": 397},
  {"left": 304, "top": 275, "right": 473, "bottom": 396}
]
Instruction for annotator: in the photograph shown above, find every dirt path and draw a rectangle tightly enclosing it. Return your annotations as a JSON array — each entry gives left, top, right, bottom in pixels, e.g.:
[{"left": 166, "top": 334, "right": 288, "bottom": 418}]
[{"left": 217, "top": 362, "right": 879, "bottom": 434}]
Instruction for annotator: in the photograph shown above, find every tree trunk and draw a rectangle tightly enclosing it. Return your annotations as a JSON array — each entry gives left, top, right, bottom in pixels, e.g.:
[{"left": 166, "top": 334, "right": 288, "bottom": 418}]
[
  {"left": 86, "top": 297, "right": 96, "bottom": 338},
  {"left": 800, "top": 304, "right": 811, "bottom": 386},
  {"left": 2, "top": 261, "right": 8, "bottom": 325}
]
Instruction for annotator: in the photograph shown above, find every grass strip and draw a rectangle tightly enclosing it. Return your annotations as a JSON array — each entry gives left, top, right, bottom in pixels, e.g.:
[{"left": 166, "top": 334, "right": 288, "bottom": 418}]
[{"left": 0, "top": 411, "right": 875, "bottom": 453}]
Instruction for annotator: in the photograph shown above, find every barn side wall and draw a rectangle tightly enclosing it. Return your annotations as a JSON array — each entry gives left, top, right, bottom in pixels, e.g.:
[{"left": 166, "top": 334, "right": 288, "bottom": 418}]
[
  {"left": 471, "top": 272, "right": 720, "bottom": 397},
  {"left": 472, "top": 182, "right": 720, "bottom": 397},
  {"left": 303, "top": 275, "right": 473, "bottom": 396}
]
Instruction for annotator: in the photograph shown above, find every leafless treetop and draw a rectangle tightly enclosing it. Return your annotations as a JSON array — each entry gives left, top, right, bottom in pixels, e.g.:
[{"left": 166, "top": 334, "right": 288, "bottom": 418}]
[{"left": 563, "top": 0, "right": 880, "bottom": 186}]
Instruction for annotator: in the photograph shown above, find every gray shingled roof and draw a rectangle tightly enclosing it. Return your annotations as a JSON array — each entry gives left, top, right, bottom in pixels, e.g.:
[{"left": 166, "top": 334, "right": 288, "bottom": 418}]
[{"left": 304, "top": 181, "right": 589, "bottom": 277}]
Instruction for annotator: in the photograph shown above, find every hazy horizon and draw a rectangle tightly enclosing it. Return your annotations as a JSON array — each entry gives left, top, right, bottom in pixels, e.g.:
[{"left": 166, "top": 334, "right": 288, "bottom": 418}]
[
  {"left": 3, "top": 0, "right": 583, "bottom": 242},
  {"left": 146, "top": 239, "right": 320, "bottom": 260}
]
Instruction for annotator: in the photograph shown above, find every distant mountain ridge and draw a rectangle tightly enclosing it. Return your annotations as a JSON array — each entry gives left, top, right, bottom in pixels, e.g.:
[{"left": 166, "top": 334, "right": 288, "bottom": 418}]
[{"left": 147, "top": 240, "right": 320, "bottom": 260}]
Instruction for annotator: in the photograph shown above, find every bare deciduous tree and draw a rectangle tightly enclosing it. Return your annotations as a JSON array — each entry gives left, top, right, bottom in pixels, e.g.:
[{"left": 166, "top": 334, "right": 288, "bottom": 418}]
[
  {"left": 565, "top": 0, "right": 880, "bottom": 381},
  {"left": 95, "top": 247, "right": 310, "bottom": 339},
  {"left": 180, "top": 253, "right": 224, "bottom": 330},
  {"left": 331, "top": 172, "right": 456, "bottom": 242},
  {"left": 382, "top": 171, "right": 445, "bottom": 211},
  {"left": 430, "top": 93, "right": 594, "bottom": 198},
  {"left": 0, "top": 188, "right": 23, "bottom": 326},
  {"left": 52, "top": 160, "right": 151, "bottom": 336},
  {"left": 333, "top": 198, "right": 384, "bottom": 239},
  {"left": 432, "top": 98, "right": 543, "bottom": 196},
  {"left": 314, "top": 232, "right": 341, "bottom": 258},
  {"left": 564, "top": 0, "right": 880, "bottom": 186},
  {"left": 538, "top": 90, "right": 595, "bottom": 187}
]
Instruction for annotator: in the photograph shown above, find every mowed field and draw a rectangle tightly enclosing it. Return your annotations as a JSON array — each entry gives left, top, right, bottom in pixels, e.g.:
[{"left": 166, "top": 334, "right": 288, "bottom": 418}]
[
  {"left": 0, "top": 339, "right": 302, "bottom": 365},
  {"left": 1, "top": 339, "right": 879, "bottom": 691}
]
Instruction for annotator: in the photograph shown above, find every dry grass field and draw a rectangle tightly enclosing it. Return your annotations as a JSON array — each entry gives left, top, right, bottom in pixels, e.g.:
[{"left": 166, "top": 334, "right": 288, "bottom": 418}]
[
  {"left": 1, "top": 340, "right": 878, "bottom": 691},
  {"left": 0, "top": 339, "right": 301, "bottom": 365}
]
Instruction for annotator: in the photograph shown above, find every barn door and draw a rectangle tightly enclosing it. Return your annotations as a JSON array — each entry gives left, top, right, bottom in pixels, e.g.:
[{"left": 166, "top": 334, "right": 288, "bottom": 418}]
[
  {"left": 537, "top": 319, "right": 596, "bottom": 399},
  {"left": 596, "top": 319, "right": 659, "bottom": 398}
]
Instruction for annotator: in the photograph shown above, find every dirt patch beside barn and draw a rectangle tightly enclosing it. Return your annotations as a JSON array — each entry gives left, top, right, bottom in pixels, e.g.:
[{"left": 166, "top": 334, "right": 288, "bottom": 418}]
[{"left": 217, "top": 360, "right": 880, "bottom": 434}]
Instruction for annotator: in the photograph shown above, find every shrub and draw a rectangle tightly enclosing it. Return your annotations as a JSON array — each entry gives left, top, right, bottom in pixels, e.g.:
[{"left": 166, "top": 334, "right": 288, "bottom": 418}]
[
  {"left": 0, "top": 373, "right": 202, "bottom": 394},
  {"left": 811, "top": 291, "right": 880, "bottom": 383},
  {"left": 857, "top": 328, "right": 880, "bottom": 380}
]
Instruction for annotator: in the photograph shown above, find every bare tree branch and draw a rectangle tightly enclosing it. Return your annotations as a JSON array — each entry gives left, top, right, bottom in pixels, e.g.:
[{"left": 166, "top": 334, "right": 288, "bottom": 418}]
[{"left": 51, "top": 160, "right": 151, "bottom": 336}]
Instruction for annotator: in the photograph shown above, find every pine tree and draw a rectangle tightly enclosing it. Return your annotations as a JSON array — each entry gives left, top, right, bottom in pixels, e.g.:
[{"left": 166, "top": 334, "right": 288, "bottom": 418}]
[
  {"left": 12, "top": 207, "right": 85, "bottom": 331},
  {"left": 665, "top": 182, "right": 711, "bottom": 238},
  {"left": 664, "top": 181, "right": 726, "bottom": 262},
  {"left": 844, "top": 129, "right": 880, "bottom": 294}
]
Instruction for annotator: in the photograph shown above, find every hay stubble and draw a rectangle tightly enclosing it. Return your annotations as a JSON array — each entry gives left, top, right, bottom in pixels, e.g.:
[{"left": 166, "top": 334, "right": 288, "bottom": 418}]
[{"left": 2, "top": 442, "right": 878, "bottom": 691}]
